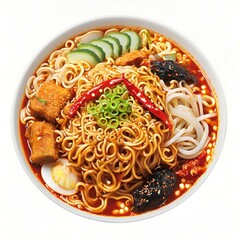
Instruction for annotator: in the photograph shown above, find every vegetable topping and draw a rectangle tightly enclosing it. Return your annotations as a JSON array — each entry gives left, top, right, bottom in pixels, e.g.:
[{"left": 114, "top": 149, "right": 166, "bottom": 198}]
[
  {"left": 67, "top": 30, "right": 142, "bottom": 65},
  {"left": 68, "top": 74, "right": 172, "bottom": 130},
  {"left": 87, "top": 85, "right": 132, "bottom": 128},
  {"left": 150, "top": 60, "right": 197, "bottom": 83},
  {"left": 133, "top": 168, "right": 177, "bottom": 212},
  {"left": 122, "top": 75, "right": 172, "bottom": 130},
  {"left": 68, "top": 77, "right": 124, "bottom": 118}
]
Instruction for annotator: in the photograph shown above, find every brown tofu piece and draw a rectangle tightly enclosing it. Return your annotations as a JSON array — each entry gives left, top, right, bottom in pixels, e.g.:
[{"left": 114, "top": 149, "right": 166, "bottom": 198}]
[
  {"left": 116, "top": 50, "right": 148, "bottom": 67},
  {"left": 30, "top": 81, "right": 72, "bottom": 122},
  {"left": 25, "top": 121, "right": 58, "bottom": 165}
]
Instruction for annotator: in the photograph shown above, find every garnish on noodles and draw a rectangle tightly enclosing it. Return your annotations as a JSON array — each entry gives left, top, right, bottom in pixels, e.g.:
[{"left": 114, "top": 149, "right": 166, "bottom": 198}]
[{"left": 20, "top": 26, "right": 218, "bottom": 216}]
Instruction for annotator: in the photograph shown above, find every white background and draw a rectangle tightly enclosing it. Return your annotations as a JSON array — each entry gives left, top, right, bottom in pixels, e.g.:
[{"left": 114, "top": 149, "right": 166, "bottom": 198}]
[{"left": 1, "top": 0, "right": 240, "bottom": 239}]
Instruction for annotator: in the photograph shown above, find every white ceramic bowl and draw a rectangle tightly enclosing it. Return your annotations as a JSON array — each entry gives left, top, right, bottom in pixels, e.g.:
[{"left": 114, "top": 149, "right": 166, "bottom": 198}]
[{"left": 12, "top": 17, "right": 227, "bottom": 222}]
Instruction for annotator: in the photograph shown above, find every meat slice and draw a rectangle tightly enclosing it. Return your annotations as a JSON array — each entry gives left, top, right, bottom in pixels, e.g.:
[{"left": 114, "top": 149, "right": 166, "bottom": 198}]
[
  {"left": 29, "top": 81, "right": 72, "bottom": 122},
  {"left": 25, "top": 121, "right": 58, "bottom": 165},
  {"left": 116, "top": 50, "right": 148, "bottom": 67}
]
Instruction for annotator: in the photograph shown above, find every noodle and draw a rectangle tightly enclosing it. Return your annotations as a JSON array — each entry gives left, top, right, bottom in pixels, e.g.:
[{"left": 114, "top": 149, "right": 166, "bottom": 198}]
[
  {"left": 163, "top": 80, "right": 217, "bottom": 159},
  {"left": 23, "top": 62, "right": 176, "bottom": 212},
  {"left": 58, "top": 86, "right": 175, "bottom": 212}
]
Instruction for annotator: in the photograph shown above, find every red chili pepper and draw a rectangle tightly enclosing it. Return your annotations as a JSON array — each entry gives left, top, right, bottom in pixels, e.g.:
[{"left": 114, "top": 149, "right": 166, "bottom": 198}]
[
  {"left": 122, "top": 75, "right": 172, "bottom": 130},
  {"left": 68, "top": 77, "right": 123, "bottom": 117},
  {"left": 69, "top": 74, "right": 172, "bottom": 131}
]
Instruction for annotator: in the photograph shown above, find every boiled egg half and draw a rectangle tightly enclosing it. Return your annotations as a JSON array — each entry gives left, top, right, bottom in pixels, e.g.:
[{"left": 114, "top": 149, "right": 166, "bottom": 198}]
[{"left": 41, "top": 158, "right": 79, "bottom": 196}]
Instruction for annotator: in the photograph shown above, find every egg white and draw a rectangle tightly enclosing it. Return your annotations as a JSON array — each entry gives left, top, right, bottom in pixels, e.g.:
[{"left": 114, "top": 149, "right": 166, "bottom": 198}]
[{"left": 41, "top": 158, "right": 78, "bottom": 196}]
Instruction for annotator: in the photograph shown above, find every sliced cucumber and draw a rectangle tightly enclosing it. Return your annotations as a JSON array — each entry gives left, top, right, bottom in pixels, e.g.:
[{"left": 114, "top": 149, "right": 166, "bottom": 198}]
[
  {"left": 105, "top": 32, "right": 131, "bottom": 54},
  {"left": 90, "top": 40, "right": 114, "bottom": 58},
  {"left": 66, "top": 49, "right": 101, "bottom": 66},
  {"left": 121, "top": 30, "right": 141, "bottom": 51},
  {"left": 77, "top": 43, "right": 106, "bottom": 61},
  {"left": 101, "top": 36, "right": 122, "bottom": 59}
]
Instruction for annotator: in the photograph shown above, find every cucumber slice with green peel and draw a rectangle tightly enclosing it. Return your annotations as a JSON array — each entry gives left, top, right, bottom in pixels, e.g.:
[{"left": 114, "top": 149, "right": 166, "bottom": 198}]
[
  {"left": 90, "top": 40, "right": 114, "bottom": 58},
  {"left": 77, "top": 43, "right": 106, "bottom": 61},
  {"left": 67, "top": 49, "right": 101, "bottom": 66},
  {"left": 105, "top": 32, "right": 131, "bottom": 54},
  {"left": 122, "top": 30, "right": 141, "bottom": 51},
  {"left": 101, "top": 36, "right": 122, "bottom": 59}
]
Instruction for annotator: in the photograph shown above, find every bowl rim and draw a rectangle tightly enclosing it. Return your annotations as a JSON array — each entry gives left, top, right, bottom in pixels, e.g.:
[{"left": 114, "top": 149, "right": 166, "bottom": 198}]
[{"left": 11, "top": 16, "right": 227, "bottom": 223}]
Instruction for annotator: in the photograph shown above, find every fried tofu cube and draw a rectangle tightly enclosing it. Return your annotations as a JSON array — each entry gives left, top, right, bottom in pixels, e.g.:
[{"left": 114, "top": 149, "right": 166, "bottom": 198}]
[
  {"left": 25, "top": 121, "right": 58, "bottom": 165},
  {"left": 116, "top": 50, "right": 148, "bottom": 67},
  {"left": 30, "top": 81, "right": 72, "bottom": 122}
]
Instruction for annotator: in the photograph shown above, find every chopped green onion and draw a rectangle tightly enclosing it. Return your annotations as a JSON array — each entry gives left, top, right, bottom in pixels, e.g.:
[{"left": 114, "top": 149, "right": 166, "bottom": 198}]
[
  {"left": 108, "top": 118, "right": 119, "bottom": 128},
  {"left": 87, "top": 105, "right": 100, "bottom": 114},
  {"left": 126, "top": 105, "right": 132, "bottom": 113},
  {"left": 93, "top": 114, "right": 100, "bottom": 120},
  {"left": 118, "top": 103, "right": 127, "bottom": 112},
  {"left": 100, "top": 100, "right": 109, "bottom": 111},
  {"left": 87, "top": 84, "right": 132, "bottom": 128},
  {"left": 37, "top": 98, "right": 47, "bottom": 104},
  {"left": 119, "top": 112, "right": 128, "bottom": 121},
  {"left": 103, "top": 111, "right": 112, "bottom": 119},
  {"left": 104, "top": 87, "right": 112, "bottom": 95},
  {"left": 105, "top": 93, "right": 114, "bottom": 100},
  {"left": 111, "top": 109, "right": 119, "bottom": 116},
  {"left": 109, "top": 100, "right": 118, "bottom": 110},
  {"left": 97, "top": 117, "right": 108, "bottom": 127}
]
